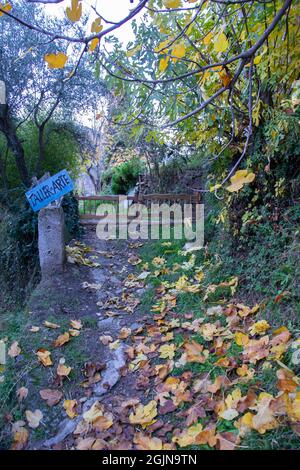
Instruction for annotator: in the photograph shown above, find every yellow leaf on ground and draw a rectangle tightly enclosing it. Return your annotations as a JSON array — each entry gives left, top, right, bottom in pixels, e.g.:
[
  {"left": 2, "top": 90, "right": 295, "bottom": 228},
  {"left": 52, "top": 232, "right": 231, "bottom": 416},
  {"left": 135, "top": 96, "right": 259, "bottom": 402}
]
[
  {"left": 54, "top": 332, "right": 70, "bottom": 348},
  {"left": 63, "top": 399, "right": 78, "bottom": 418},
  {"left": 83, "top": 401, "right": 104, "bottom": 423},
  {"left": 30, "top": 326, "right": 40, "bottom": 333},
  {"left": 134, "top": 433, "right": 164, "bottom": 450},
  {"left": 11, "top": 428, "right": 29, "bottom": 450},
  {"left": 172, "top": 423, "right": 203, "bottom": 447},
  {"left": 37, "top": 348, "right": 52, "bottom": 367},
  {"left": 159, "top": 343, "right": 176, "bottom": 359},
  {"left": 25, "top": 409, "right": 43, "bottom": 429},
  {"left": 69, "top": 329, "right": 80, "bottom": 337},
  {"left": 249, "top": 320, "right": 270, "bottom": 336},
  {"left": 235, "top": 331, "right": 249, "bottom": 346},
  {"left": 129, "top": 400, "right": 158, "bottom": 428}
]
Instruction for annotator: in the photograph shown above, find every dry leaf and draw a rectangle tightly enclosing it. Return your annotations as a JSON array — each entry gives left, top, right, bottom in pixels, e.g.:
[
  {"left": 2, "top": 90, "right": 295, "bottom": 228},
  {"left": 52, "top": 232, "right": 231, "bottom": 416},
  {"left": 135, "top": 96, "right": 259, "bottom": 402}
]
[
  {"left": 39, "top": 389, "right": 63, "bottom": 407},
  {"left": 63, "top": 399, "right": 78, "bottom": 419},
  {"left": 70, "top": 319, "right": 83, "bottom": 330},
  {"left": 37, "top": 348, "right": 52, "bottom": 367},
  {"left": 17, "top": 387, "right": 28, "bottom": 402},
  {"left": 8, "top": 341, "right": 21, "bottom": 358},
  {"left": 25, "top": 409, "right": 43, "bottom": 429},
  {"left": 44, "top": 321, "right": 60, "bottom": 329},
  {"left": 54, "top": 332, "right": 70, "bottom": 348}
]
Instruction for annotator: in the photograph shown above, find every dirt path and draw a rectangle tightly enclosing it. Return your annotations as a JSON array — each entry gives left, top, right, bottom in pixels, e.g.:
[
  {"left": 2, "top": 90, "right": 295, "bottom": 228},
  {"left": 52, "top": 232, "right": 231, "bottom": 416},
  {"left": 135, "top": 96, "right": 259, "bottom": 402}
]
[
  {"left": 0, "top": 227, "right": 155, "bottom": 450},
  {"left": 39, "top": 228, "right": 148, "bottom": 449}
]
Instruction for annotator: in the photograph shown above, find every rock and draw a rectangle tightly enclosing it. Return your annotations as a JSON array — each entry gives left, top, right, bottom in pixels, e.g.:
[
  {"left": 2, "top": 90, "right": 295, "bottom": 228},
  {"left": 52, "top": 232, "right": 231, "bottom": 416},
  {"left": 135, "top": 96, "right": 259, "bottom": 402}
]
[
  {"left": 93, "top": 344, "right": 126, "bottom": 396},
  {"left": 42, "top": 418, "right": 78, "bottom": 448}
]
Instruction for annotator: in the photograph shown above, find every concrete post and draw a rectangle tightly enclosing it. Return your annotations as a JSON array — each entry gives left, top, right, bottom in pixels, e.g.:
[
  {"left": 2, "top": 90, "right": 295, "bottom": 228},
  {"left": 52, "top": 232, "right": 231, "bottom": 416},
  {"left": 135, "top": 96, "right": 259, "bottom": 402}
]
[{"left": 38, "top": 206, "right": 66, "bottom": 278}]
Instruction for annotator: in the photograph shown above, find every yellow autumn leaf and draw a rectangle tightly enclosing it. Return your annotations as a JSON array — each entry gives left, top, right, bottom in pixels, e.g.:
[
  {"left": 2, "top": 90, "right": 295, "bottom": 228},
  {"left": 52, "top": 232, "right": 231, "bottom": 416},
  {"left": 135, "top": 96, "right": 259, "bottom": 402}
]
[
  {"left": 44, "top": 52, "right": 68, "bottom": 69},
  {"left": 66, "top": 0, "right": 82, "bottom": 23},
  {"left": 134, "top": 433, "right": 164, "bottom": 450},
  {"left": 54, "top": 332, "right": 70, "bottom": 348},
  {"left": 63, "top": 399, "right": 78, "bottom": 419},
  {"left": 203, "top": 31, "right": 213, "bottom": 46},
  {"left": 0, "top": 2, "right": 12, "bottom": 17},
  {"left": 129, "top": 400, "right": 158, "bottom": 428},
  {"left": 249, "top": 320, "right": 270, "bottom": 336},
  {"left": 158, "top": 56, "right": 169, "bottom": 72},
  {"left": 89, "top": 38, "right": 99, "bottom": 53},
  {"left": 37, "top": 348, "right": 52, "bottom": 367},
  {"left": 235, "top": 331, "right": 249, "bottom": 346},
  {"left": 11, "top": 427, "right": 29, "bottom": 450},
  {"left": 163, "top": 0, "right": 182, "bottom": 8},
  {"left": 214, "top": 32, "right": 229, "bottom": 53},
  {"left": 154, "top": 39, "right": 171, "bottom": 54},
  {"left": 159, "top": 343, "right": 176, "bottom": 359},
  {"left": 171, "top": 43, "right": 185, "bottom": 62},
  {"left": 226, "top": 169, "right": 255, "bottom": 192},
  {"left": 91, "top": 17, "right": 103, "bottom": 34},
  {"left": 83, "top": 401, "right": 104, "bottom": 423},
  {"left": 152, "top": 256, "right": 166, "bottom": 266},
  {"left": 172, "top": 423, "right": 203, "bottom": 447}
]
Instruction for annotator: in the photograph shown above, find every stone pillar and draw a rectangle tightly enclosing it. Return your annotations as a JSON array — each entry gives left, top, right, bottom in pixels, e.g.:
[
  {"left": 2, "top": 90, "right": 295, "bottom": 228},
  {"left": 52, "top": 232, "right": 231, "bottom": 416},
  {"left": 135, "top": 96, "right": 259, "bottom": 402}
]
[{"left": 38, "top": 206, "right": 66, "bottom": 278}]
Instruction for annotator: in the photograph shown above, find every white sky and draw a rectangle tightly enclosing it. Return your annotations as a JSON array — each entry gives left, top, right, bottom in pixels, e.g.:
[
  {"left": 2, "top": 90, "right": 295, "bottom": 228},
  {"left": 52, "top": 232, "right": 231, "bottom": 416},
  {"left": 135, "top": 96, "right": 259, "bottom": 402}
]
[
  {"left": 43, "top": 1, "right": 143, "bottom": 127},
  {"left": 46, "top": 0, "right": 140, "bottom": 45}
]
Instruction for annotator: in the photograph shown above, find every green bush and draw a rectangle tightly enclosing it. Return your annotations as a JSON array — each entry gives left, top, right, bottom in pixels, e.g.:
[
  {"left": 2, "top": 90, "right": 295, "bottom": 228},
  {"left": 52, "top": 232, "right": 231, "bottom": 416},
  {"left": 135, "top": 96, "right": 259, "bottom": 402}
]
[
  {"left": 111, "top": 158, "right": 142, "bottom": 194},
  {"left": 0, "top": 201, "right": 39, "bottom": 308},
  {"left": 62, "top": 193, "right": 82, "bottom": 239},
  {"left": 0, "top": 193, "right": 81, "bottom": 310}
]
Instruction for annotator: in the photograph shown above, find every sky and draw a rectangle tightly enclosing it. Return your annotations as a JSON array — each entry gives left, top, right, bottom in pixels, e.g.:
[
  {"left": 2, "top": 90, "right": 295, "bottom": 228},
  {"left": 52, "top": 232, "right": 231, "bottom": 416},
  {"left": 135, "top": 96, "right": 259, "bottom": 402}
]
[
  {"left": 43, "top": 1, "right": 143, "bottom": 127},
  {"left": 46, "top": 0, "right": 141, "bottom": 45}
]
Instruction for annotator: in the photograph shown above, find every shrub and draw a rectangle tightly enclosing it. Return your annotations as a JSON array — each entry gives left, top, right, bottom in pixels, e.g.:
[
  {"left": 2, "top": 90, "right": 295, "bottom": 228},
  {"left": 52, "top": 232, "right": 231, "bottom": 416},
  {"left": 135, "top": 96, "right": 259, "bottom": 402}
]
[
  {"left": 111, "top": 158, "right": 142, "bottom": 194},
  {"left": 62, "top": 193, "right": 82, "bottom": 239},
  {"left": 0, "top": 192, "right": 81, "bottom": 309}
]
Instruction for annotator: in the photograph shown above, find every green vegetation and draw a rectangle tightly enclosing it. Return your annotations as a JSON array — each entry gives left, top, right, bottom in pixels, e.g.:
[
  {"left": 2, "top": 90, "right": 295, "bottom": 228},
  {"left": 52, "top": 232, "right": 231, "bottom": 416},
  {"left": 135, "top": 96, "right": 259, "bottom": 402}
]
[{"left": 111, "top": 158, "right": 143, "bottom": 195}]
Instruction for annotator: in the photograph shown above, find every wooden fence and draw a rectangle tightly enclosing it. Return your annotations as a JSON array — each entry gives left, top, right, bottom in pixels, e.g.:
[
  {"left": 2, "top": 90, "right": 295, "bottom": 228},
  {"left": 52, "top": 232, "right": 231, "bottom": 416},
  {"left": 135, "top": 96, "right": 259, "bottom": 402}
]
[{"left": 76, "top": 193, "right": 201, "bottom": 224}]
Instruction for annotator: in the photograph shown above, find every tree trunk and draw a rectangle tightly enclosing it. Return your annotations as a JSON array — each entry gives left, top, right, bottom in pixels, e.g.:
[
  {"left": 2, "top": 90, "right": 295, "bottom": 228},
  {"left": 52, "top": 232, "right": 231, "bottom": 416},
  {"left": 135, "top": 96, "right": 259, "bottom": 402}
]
[
  {"left": 0, "top": 105, "right": 30, "bottom": 187},
  {"left": 36, "top": 124, "right": 46, "bottom": 176},
  {"left": 0, "top": 148, "right": 8, "bottom": 193}
]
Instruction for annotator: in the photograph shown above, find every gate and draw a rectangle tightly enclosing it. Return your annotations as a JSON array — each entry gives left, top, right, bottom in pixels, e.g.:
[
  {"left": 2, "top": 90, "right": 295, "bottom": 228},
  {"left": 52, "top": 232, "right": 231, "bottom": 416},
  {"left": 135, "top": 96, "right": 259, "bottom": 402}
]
[{"left": 76, "top": 193, "right": 201, "bottom": 225}]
